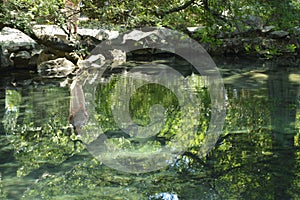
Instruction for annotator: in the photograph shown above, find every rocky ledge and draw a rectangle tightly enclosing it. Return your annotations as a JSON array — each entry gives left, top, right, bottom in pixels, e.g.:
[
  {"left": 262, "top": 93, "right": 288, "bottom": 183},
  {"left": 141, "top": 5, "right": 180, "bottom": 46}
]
[{"left": 1, "top": 24, "right": 300, "bottom": 78}]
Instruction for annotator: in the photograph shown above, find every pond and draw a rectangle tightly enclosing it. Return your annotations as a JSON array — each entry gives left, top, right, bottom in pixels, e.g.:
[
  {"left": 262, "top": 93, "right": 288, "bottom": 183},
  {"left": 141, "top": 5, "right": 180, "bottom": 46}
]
[{"left": 0, "top": 56, "right": 300, "bottom": 199}]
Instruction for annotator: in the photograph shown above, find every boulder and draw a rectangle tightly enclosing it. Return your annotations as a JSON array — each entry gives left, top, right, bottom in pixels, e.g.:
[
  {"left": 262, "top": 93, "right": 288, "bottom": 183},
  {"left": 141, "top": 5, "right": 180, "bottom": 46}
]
[
  {"left": 29, "top": 49, "right": 43, "bottom": 68},
  {"left": 38, "top": 58, "right": 76, "bottom": 78},
  {"left": 78, "top": 54, "right": 105, "bottom": 69},
  {"left": 37, "top": 49, "right": 60, "bottom": 66},
  {"left": 65, "top": 52, "right": 81, "bottom": 65},
  {"left": 11, "top": 51, "right": 32, "bottom": 69},
  {"left": 0, "top": 27, "right": 36, "bottom": 52},
  {"left": 262, "top": 26, "right": 276, "bottom": 33},
  {"left": 0, "top": 27, "right": 37, "bottom": 68},
  {"left": 81, "top": 48, "right": 126, "bottom": 69},
  {"left": 32, "top": 25, "right": 67, "bottom": 39},
  {"left": 33, "top": 25, "right": 120, "bottom": 41},
  {"left": 78, "top": 28, "right": 108, "bottom": 41}
]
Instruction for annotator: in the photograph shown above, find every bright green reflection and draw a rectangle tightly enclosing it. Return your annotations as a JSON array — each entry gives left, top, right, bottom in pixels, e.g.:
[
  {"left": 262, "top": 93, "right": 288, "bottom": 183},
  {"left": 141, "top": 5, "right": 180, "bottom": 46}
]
[
  {"left": 92, "top": 73, "right": 210, "bottom": 155},
  {"left": 2, "top": 87, "right": 83, "bottom": 177},
  {"left": 1, "top": 59, "right": 300, "bottom": 199},
  {"left": 129, "top": 83, "right": 179, "bottom": 126}
]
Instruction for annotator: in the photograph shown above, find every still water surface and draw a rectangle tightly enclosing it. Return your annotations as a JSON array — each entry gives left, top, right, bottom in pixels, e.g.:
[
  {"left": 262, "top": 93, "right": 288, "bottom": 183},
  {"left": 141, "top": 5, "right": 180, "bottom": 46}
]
[{"left": 0, "top": 56, "right": 300, "bottom": 199}]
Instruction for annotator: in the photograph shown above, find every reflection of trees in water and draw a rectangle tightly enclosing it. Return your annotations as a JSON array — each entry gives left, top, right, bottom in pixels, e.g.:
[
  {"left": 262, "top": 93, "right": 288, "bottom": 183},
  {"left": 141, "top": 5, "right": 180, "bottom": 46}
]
[
  {"left": 2, "top": 86, "right": 81, "bottom": 179},
  {"left": 267, "top": 68, "right": 298, "bottom": 199},
  {"left": 268, "top": 69, "right": 298, "bottom": 142},
  {"left": 2, "top": 63, "right": 300, "bottom": 199}
]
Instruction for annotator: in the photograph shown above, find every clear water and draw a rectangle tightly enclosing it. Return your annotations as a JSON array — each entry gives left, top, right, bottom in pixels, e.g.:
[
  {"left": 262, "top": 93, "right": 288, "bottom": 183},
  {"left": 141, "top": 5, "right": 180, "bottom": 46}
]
[{"left": 0, "top": 56, "right": 300, "bottom": 199}]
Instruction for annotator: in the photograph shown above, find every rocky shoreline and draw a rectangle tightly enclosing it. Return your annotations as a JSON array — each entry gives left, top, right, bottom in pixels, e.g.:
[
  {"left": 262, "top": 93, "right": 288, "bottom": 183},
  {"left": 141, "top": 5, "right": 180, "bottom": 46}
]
[{"left": 0, "top": 24, "right": 299, "bottom": 78}]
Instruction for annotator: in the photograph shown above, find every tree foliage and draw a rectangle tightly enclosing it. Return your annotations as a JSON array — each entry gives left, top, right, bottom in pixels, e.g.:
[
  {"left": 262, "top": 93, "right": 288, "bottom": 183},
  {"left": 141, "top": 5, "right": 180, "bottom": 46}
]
[
  {"left": 1, "top": 0, "right": 300, "bottom": 55},
  {"left": 2, "top": 0, "right": 299, "bottom": 31}
]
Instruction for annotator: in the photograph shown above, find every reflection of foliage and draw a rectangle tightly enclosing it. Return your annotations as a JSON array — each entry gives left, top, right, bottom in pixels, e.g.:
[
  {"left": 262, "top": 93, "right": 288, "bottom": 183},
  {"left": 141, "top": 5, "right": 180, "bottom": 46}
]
[
  {"left": 22, "top": 156, "right": 214, "bottom": 199},
  {"left": 12, "top": 118, "right": 80, "bottom": 177},
  {"left": 3, "top": 64, "right": 300, "bottom": 198},
  {"left": 22, "top": 157, "right": 145, "bottom": 199},
  {"left": 129, "top": 83, "right": 179, "bottom": 126},
  {"left": 5, "top": 90, "right": 22, "bottom": 112},
  {"left": 205, "top": 88, "right": 275, "bottom": 199},
  {"left": 94, "top": 77, "right": 119, "bottom": 132},
  {"left": 93, "top": 73, "right": 211, "bottom": 154},
  {"left": 3, "top": 87, "right": 84, "bottom": 176},
  {"left": 294, "top": 110, "right": 300, "bottom": 146},
  {"left": 0, "top": 174, "right": 6, "bottom": 199}
]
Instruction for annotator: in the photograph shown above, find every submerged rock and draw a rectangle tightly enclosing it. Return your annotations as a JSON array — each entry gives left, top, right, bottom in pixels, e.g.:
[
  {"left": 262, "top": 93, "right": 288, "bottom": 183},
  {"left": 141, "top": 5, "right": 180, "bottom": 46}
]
[{"left": 38, "top": 58, "right": 76, "bottom": 78}]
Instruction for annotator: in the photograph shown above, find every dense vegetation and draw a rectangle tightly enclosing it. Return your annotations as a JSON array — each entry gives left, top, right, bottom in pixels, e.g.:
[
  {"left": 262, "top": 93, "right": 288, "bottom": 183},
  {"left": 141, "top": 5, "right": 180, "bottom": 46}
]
[
  {"left": 1, "top": 0, "right": 300, "bottom": 56},
  {"left": 2, "top": 0, "right": 300, "bottom": 30}
]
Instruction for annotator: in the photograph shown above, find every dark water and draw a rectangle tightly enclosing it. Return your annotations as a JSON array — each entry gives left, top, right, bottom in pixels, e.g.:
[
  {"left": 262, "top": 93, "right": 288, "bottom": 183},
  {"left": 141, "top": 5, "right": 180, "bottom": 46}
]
[{"left": 0, "top": 57, "right": 300, "bottom": 199}]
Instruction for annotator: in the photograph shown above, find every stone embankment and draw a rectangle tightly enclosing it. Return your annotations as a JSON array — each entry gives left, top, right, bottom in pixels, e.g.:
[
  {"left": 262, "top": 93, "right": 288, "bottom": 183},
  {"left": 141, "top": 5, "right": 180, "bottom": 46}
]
[{"left": 1, "top": 23, "right": 299, "bottom": 78}]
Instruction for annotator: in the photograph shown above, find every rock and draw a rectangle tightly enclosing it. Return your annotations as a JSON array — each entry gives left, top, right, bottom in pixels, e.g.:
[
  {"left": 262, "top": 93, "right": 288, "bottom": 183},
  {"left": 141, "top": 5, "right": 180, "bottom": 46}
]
[
  {"left": 262, "top": 26, "right": 276, "bottom": 33},
  {"left": 78, "top": 28, "right": 107, "bottom": 40},
  {"left": 95, "top": 30, "right": 109, "bottom": 41},
  {"left": 105, "top": 30, "right": 120, "bottom": 40},
  {"left": 0, "top": 27, "right": 36, "bottom": 52},
  {"left": 261, "top": 38, "right": 277, "bottom": 49},
  {"left": 77, "top": 48, "right": 126, "bottom": 70},
  {"left": 89, "top": 28, "right": 194, "bottom": 68},
  {"left": 29, "top": 49, "right": 43, "bottom": 68},
  {"left": 103, "top": 49, "right": 126, "bottom": 62},
  {"left": 54, "top": 34, "right": 68, "bottom": 40},
  {"left": 32, "top": 25, "right": 67, "bottom": 39},
  {"left": 37, "top": 49, "right": 60, "bottom": 66},
  {"left": 78, "top": 54, "right": 105, "bottom": 69},
  {"left": 11, "top": 51, "right": 31, "bottom": 69},
  {"left": 293, "top": 26, "right": 300, "bottom": 36},
  {"left": 65, "top": 52, "right": 81, "bottom": 65},
  {"left": 108, "top": 49, "right": 126, "bottom": 68},
  {"left": 0, "top": 27, "right": 37, "bottom": 68},
  {"left": 269, "top": 30, "right": 289, "bottom": 39},
  {"left": 33, "top": 25, "right": 120, "bottom": 41},
  {"left": 77, "top": 28, "right": 119, "bottom": 40},
  {"left": 243, "top": 15, "right": 264, "bottom": 30},
  {"left": 38, "top": 58, "right": 76, "bottom": 78},
  {"left": 79, "top": 35, "right": 102, "bottom": 52}
]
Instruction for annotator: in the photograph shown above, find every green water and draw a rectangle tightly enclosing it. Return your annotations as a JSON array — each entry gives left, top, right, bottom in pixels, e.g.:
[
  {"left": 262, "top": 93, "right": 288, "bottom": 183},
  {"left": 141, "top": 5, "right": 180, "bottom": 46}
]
[{"left": 0, "top": 57, "right": 300, "bottom": 199}]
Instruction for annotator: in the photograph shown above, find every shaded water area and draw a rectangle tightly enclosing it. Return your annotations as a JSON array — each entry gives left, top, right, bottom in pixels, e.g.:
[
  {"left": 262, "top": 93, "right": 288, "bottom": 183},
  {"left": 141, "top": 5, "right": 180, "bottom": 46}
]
[{"left": 0, "top": 56, "right": 300, "bottom": 199}]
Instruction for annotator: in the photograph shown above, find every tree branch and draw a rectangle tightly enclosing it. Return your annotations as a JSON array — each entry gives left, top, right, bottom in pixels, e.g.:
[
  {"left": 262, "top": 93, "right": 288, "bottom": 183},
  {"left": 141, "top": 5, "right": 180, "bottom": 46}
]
[
  {"left": 0, "top": 21, "right": 75, "bottom": 53},
  {"left": 156, "top": 0, "right": 196, "bottom": 18}
]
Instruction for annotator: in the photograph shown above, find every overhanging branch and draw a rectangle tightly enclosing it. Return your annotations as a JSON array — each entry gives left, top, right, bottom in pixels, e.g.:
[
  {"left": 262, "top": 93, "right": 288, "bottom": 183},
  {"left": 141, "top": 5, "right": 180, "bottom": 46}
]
[{"left": 156, "top": 0, "right": 196, "bottom": 18}]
